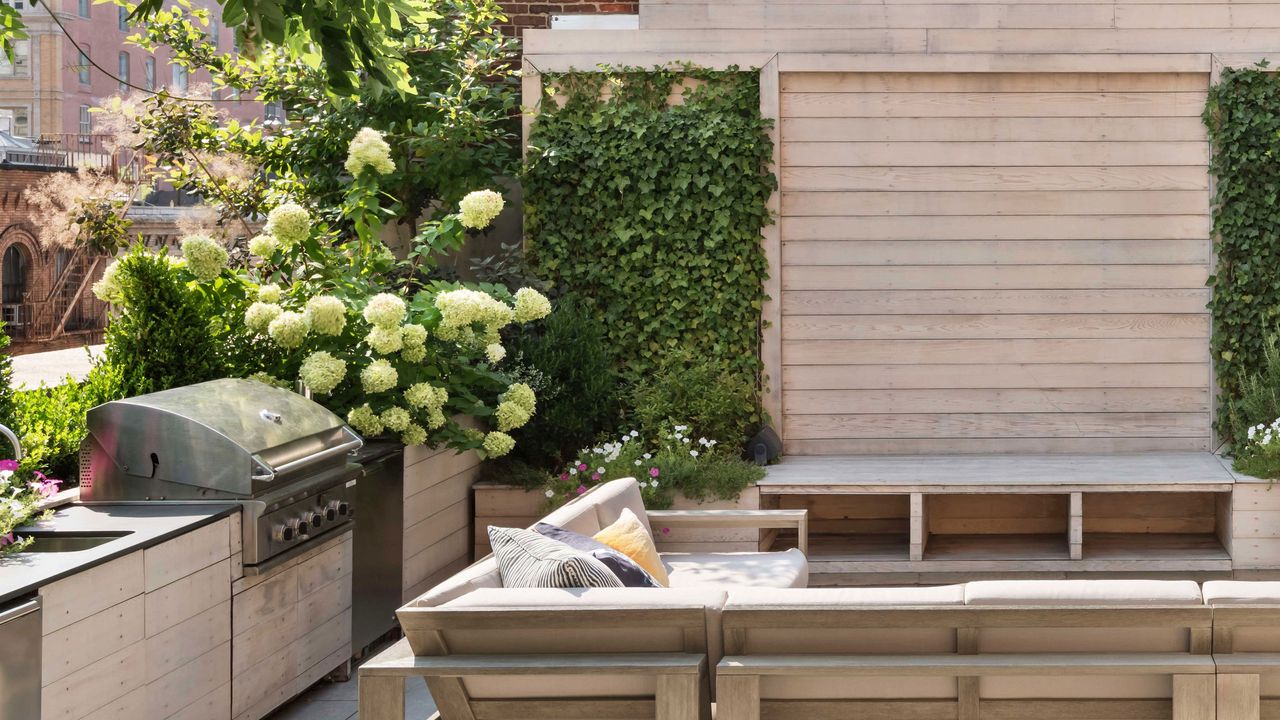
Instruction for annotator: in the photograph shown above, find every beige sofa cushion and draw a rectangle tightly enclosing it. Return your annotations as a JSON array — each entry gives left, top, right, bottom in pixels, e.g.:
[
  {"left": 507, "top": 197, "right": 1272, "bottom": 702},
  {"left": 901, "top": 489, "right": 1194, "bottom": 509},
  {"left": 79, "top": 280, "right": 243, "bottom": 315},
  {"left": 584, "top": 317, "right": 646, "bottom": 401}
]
[
  {"left": 965, "top": 579, "right": 1203, "bottom": 606},
  {"left": 1202, "top": 580, "right": 1280, "bottom": 604},
  {"left": 438, "top": 587, "right": 726, "bottom": 700},
  {"left": 589, "top": 477, "right": 650, "bottom": 532},
  {"left": 663, "top": 548, "right": 808, "bottom": 589},
  {"left": 726, "top": 585, "right": 965, "bottom": 608}
]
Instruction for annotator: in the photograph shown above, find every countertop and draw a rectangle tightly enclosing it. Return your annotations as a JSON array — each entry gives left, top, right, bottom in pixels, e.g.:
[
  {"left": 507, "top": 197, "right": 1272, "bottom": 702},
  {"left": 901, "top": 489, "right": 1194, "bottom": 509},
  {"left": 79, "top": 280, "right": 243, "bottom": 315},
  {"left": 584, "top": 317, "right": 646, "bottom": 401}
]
[{"left": 0, "top": 502, "right": 239, "bottom": 606}]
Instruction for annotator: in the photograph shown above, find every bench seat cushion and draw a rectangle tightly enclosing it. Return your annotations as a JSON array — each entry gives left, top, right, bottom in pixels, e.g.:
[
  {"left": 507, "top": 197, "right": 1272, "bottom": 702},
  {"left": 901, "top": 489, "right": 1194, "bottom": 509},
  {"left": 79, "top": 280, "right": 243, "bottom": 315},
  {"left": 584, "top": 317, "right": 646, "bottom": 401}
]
[
  {"left": 662, "top": 548, "right": 808, "bottom": 589},
  {"left": 724, "top": 584, "right": 965, "bottom": 608},
  {"left": 1202, "top": 581, "right": 1280, "bottom": 604},
  {"left": 965, "top": 579, "right": 1203, "bottom": 606}
]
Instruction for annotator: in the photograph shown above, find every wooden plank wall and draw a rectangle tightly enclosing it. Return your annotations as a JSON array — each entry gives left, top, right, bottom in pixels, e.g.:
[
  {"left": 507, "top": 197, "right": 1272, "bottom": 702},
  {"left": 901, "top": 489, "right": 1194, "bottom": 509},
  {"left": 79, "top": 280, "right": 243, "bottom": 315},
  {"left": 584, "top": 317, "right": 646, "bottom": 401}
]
[
  {"left": 777, "top": 71, "right": 1212, "bottom": 454},
  {"left": 402, "top": 444, "right": 481, "bottom": 603}
]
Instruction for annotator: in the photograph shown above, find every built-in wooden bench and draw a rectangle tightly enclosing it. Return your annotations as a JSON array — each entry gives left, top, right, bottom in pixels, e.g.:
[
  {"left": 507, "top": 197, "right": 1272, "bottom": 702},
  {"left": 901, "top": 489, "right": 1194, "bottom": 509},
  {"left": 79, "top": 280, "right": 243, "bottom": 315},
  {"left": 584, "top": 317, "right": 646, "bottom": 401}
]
[{"left": 760, "top": 453, "right": 1240, "bottom": 582}]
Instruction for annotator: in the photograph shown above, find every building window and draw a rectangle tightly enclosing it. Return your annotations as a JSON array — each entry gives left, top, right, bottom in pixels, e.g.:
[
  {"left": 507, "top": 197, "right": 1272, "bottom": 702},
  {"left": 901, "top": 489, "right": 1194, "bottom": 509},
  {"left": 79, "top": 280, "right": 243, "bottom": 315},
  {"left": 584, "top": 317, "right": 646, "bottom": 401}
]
[
  {"left": 264, "top": 101, "right": 284, "bottom": 125},
  {"left": 0, "top": 106, "right": 30, "bottom": 136},
  {"left": 77, "top": 0, "right": 89, "bottom": 17},
  {"left": 209, "top": 17, "right": 218, "bottom": 49},
  {"left": 172, "top": 63, "right": 187, "bottom": 93},
  {"left": 3, "top": 245, "right": 29, "bottom": 307},
  {"left": 79, "top": 105, "right": 91, "bottom": 141},
  {"left": 117, "top": 51, "right": 128, "bottom": 92},
  {"left": 77, "top": 49, "right": 90, "bottom": 85},
  {"left": 117, "top": 6, "right": 128, "bottom": 31},
  {"left": 0, "top": 40, "right": 30, "bottom": 78},
  {"left": 144, "top": 56, "right": 154, "bottom": 91}
]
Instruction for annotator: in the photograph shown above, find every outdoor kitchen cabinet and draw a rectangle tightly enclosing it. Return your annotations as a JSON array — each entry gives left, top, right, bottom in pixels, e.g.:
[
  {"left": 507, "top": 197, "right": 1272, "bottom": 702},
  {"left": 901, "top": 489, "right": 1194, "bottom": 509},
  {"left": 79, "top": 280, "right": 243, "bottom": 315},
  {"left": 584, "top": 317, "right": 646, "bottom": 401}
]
[{"left": 37, "top": 516, "right": 234, "bottom": 720}]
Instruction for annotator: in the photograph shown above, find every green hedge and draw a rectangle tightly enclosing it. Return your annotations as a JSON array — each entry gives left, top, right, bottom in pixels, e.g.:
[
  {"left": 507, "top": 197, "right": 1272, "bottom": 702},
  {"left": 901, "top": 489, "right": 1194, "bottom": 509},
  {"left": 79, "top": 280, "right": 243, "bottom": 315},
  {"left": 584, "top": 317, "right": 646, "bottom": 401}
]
[
  {"left": 1205, "top": 65, "right": 1280, "bottom": 439},
  {"left": 523, "top": 67, "right": 776, "bottom": 393}
]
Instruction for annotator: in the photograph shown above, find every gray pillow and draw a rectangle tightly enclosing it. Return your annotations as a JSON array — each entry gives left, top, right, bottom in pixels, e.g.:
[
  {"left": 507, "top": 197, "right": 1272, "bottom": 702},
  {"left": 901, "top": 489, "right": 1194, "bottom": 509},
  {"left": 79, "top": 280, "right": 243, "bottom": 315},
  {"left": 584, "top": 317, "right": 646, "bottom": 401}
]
[{"left": 488, "top": 525, "right": 624, "bottom": 589}]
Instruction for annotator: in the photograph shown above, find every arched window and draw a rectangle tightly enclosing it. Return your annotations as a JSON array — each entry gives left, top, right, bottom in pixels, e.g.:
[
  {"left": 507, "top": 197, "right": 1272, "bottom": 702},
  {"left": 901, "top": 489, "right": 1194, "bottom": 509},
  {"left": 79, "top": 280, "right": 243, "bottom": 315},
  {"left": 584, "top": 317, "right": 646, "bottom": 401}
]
[{"left": 3, "top": 246, "right": 28, "bottom": 305}]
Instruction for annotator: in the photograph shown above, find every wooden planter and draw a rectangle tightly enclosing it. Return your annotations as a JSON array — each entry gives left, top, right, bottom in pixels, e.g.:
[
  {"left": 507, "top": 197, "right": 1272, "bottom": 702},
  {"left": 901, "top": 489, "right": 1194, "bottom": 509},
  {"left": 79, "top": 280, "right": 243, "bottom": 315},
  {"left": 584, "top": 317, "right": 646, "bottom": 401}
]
[{"left": 473, "top": 482, "right": 762, "bottom": 557}]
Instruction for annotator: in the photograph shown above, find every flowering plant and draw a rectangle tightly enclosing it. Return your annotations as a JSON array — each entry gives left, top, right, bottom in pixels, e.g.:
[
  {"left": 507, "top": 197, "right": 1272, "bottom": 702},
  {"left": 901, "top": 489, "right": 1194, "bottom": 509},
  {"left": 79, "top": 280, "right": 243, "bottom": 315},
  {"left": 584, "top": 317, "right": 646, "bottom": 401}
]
[
  {"left": 0, "top": 460, "right": 61, "bottom": 553},
  {"left": 1235, "top": 417, "right": 1280, "bottom": 480},
  {"left": 543, "top": 423, "right": 763, "bottom": 510},
  {"left": 91, "top": 128, "right": 548, "bottom": 457}
]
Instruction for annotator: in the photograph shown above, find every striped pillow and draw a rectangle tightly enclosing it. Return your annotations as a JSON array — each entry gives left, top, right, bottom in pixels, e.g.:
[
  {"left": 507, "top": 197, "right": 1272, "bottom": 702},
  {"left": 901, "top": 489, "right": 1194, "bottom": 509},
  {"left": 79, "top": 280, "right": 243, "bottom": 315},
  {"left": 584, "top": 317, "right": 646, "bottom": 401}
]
[{"left": 488, "top": 525, "right": 625, "bottom": 589}]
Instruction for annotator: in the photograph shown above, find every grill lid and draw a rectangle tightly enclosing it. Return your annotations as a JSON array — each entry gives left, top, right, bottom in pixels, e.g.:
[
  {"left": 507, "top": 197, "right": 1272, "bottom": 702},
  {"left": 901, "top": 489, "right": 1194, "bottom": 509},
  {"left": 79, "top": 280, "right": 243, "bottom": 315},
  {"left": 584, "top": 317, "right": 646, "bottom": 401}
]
[{"left": 85, "top": 378, "right": 362, "bottom": 496}]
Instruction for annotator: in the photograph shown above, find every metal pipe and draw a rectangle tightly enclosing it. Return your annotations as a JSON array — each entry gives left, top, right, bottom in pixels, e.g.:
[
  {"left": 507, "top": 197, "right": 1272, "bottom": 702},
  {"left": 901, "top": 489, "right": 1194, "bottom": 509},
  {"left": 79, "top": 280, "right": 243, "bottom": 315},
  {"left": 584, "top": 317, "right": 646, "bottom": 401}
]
[{"left": 0, "top": 423, "right": 23, "bottom": 462}]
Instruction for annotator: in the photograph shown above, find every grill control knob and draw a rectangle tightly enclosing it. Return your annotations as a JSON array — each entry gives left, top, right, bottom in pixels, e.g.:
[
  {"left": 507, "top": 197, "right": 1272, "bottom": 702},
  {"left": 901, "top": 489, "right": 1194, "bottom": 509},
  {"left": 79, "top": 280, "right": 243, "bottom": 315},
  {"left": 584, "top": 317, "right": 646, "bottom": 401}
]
[
  {"left": 294, "top": 518, "right": 309, "bottom": 537},
  {"left": 274, "top": 524, "right": 294, "bottom": 542},
  {"left": 338, "top": 502, "right": 349, "bottom": 516},
  {"left": 324, "top": 504, "right": 337, "bottom": 522},
  {"left": 308, "top": 511, "right": 323, "bottom": 528}
]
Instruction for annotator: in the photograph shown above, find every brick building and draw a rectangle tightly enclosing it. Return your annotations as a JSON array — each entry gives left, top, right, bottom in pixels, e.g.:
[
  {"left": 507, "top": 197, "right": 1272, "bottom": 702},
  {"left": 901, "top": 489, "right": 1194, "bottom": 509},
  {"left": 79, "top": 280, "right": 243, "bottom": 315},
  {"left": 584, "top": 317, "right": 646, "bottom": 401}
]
[{"left": 497, "top": 1, "right": 638, "bottom": 37}]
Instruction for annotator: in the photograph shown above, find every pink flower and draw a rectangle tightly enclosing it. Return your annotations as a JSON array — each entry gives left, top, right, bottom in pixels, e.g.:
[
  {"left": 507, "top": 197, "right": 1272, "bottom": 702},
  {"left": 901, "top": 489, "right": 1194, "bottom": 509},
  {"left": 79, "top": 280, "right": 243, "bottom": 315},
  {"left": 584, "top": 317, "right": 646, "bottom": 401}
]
[
  {"left": 0, "top": 531, "right": 12, "bottom": 546},
  {"left": 559, "top": 473, "right": 569, "bottom": 481},
  {"left": 576, "top": 485, "right": 587, "bottom": 495},
  {"left": 648, "top": 467, "right": 660, "bottom": 478},
  {"left": 0, "top": 459, "right": 19, "bottom": 472},
  {"left": 662, "top": 527, "right": 670, "bottom": 535},
  {"left": 576, "top": 463, "right": 587, "bottom": 471},
  {"left": 591, "top": 473, "right": 601, "bottom": 481}
]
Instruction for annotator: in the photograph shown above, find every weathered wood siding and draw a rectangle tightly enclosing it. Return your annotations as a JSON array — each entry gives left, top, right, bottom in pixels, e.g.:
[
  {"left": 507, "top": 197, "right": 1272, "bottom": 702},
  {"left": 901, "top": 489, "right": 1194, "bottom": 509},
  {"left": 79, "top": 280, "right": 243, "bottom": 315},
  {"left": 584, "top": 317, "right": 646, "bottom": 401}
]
[
  {"left": 775, "top": 71, "right": 1212, "bottom": 454},
  {"left": 402, "top": 443, "right": 481, "bottom": 603}
]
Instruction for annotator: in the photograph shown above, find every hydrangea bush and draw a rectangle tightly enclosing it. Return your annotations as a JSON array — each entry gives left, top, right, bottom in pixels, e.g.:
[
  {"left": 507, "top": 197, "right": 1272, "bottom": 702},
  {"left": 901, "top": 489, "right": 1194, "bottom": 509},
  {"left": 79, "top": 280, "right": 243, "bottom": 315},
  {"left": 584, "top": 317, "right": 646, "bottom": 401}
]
[{"left": 94, "top": 128, "right": 549, "bottom": 458}]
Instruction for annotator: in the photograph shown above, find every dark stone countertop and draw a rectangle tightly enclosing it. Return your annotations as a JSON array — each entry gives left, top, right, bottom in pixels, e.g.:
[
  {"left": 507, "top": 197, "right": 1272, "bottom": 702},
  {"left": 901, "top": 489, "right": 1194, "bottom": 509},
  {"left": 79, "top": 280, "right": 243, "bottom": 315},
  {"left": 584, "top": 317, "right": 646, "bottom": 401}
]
[{"left": 0, "top": 502, "right": 239, "bottom": 606}]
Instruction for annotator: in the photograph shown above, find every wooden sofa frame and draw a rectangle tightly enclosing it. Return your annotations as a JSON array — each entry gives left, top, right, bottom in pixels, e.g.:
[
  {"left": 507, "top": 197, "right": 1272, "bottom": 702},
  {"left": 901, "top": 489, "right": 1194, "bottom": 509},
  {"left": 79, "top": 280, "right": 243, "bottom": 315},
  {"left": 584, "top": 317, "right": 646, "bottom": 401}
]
[
  {"left": 717, "top": 604, "right": 1217, "bottom": 720},
  {"left": 362, "top": 604, "right": 714, "bottom": 720},
  {"left": 1211, "top": 605, "right": 1280, "bottom": 720}
]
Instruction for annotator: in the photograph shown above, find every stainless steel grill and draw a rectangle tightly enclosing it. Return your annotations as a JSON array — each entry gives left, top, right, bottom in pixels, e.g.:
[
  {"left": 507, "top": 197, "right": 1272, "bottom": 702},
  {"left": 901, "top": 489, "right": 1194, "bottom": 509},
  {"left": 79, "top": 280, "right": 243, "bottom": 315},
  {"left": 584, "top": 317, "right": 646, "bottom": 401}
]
[{"left": 79, "top": 378, "right": 364, "bottom": 570}]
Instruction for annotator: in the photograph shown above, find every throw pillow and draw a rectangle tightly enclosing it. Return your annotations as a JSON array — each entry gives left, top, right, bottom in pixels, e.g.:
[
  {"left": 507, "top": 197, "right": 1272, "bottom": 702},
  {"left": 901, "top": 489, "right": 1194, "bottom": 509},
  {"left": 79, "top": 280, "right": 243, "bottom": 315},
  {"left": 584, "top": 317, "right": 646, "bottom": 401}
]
[
  {"left": 594, "top": 507, "right": 670, "bottom": 586},
  {"left": 488, "top": 525, "right": 624, "bottom": 589},
  {"left": 536, "top": 522, "right": 662, "bottom": 588}
]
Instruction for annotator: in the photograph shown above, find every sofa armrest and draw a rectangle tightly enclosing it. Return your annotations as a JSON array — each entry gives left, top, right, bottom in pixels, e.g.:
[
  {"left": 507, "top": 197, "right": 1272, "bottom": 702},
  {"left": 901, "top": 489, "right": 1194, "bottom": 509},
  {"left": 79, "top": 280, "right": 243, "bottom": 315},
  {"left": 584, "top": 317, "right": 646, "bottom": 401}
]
[{"left": 646, "top": 509, "right": 808, "bottom": 554}]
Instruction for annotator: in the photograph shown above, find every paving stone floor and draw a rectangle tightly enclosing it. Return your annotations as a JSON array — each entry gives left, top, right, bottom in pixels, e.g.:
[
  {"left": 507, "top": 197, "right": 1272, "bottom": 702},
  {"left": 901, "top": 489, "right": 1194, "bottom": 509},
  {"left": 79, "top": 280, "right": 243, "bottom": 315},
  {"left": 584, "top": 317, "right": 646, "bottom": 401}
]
[{"left": 267, "top": 657, "right": 437, "bottom": 720}]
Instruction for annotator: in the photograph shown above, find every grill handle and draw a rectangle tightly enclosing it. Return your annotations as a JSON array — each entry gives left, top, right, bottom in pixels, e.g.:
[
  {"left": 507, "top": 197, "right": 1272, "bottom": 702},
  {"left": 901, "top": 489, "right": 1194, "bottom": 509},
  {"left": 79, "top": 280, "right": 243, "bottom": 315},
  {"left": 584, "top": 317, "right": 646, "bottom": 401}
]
[{"left": 250, "top": 427, "right": 364, "bottom": 482}]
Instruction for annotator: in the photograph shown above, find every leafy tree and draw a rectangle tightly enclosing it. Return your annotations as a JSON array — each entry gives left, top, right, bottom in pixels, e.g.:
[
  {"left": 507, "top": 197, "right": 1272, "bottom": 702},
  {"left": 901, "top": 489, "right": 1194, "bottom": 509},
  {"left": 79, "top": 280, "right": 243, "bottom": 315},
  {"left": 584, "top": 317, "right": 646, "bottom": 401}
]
[{"left": 7, "top": 0, "right": 435, "bottom": 96}]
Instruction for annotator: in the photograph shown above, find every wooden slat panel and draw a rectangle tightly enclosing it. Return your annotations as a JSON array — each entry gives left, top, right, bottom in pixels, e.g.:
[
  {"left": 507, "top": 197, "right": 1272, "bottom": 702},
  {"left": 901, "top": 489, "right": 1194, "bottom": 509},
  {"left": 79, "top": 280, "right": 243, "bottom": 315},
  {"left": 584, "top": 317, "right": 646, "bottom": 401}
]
[
  {"left": 785, "top": 388, "right": 1210, "bottom": 414},
  {"left": 644, "top": 3, "right": 1117, "bottom": 29},
  {"left": 784, "top": 265, "right": 1209, "bottom": 290},
  {"left": 783, "top": 239, "right": 1211, "bottom": 265},
  {"left": 783, "top": 363, "right": 1208, "bottom": 390},
  {"left": 783, "top": 214, "right": 1210, "bottom": 241},
  {"left": 786, "top": 437, "right": 1210, "bottom": 454},
  {"left": 783, "top": 314, "right": 1209, "bottom": 340},
  {"left": 781, "top": 91, "right": 1208, "bottom": 117},
  {"left": 39, "top": 551, "right": 143, "bottom": 635},
  {"left": 785, "top": 141, "right": 1208, "bottom": 166},
  {"left": 783, "top": 191, "right": 1209, "bottom": 217},
  {"left": 782, "top": 289, "right": 1210, "bottom": 315},
  {"left": 783, "top": 338, "right": 1206, "bottom": 364},
  {"left": 781, "top": 72, "right": 1209, "bottom": 93},
  {"left": 522, "top": 27, "right": 929, "bottom": 54},
  {"left": 782, "top": 116, "right": 1208, "bottom": 142},
  {"left": 787, "top": 412, "right": 1208, "bottom": 439},
  {"left": 1115, "top": 4, "right": 1280, "bottom": 28},
  {"left": 925, "top": 29, "right": 1280, "bottom": 53},
  {"left": 783, "top": 166, "right": 1209, "bottom": 192}
]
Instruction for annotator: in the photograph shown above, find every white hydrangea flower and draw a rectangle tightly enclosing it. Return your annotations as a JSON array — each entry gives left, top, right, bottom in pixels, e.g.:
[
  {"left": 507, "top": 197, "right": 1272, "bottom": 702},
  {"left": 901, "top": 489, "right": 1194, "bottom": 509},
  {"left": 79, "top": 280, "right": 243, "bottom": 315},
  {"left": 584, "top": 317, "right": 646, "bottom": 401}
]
[
  {"left": 265, "top": 202, "right": 311, "bottom": 246},
  {"left": 483, "top": 431, "right": 515, "bottom": 458},
  {"left": 381, "top": 406, "right": 412, "bottom": 432},
  {"left": 305, "top": 295, "right": 347, "bottom": 336},
  {"left": 434, "top": 288, "right": 514, "bottom": 343},
  {"left": 245, "top": 302, "right": 282, "bottom": 334},
  {"left": 500, "top": 383, "right": 536, "bottom": 414},
  {"left": 248, "top": 234, "right": 279, "bottom": 258},
  {"left": 401, "top": 344, "right": 426, "bottom": 362},
  {"left": 401, "top": 323, "right": 427, "bottom": 347},
  {"left": 344, "top": 127, "right": 396, "bottom": 176},
  {"left": 363, "top": 293, "right": 407, "bottom": 328},
  {"left": 485, "top": 343, "right": 506, "bottom": 364},
  {"left": 347, "top": 404, "right": 383, "bottom": 437},
  {"left": 360, "top": 359, "right": 398, "bottom": 393},
  {"left": 299, "top": 351, "right": 346, "bottom": 395},
  {"left": 267, "top": 310, "right": 309, "bottom": 348},
  {"left": 257, "top": 283, "right": 282, "bottom": 303},
  {"left": 405, "top": 383, "right": 447, "bottom": 411},
  {"left": 366, "top": 326, "right": 404, "bottom": 355},
  {"left": 401, "top": 423, "right": 427, "bottom": 446},
  {"left": 92, "top": 259, "right": 124, "bottom": 303},
  {"left": 458, "top": 189, "right": 504, "bottom": 229},
  {"left": 495, "top": 401, "right": 531, "bottom": 432},
  {"left": 181, "top": 234, "right": 228, "bottom": 282},
  {"left": 513, "top": 287, "right": 552, "bottom": 323}
]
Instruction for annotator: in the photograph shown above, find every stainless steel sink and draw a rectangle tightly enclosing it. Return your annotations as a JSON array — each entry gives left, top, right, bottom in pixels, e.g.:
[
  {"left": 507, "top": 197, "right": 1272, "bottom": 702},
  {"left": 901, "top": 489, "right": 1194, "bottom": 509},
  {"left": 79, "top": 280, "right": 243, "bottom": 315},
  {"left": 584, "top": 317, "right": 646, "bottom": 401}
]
[{"left": 19, "top": 531, "right": 130, "bottom": 552}]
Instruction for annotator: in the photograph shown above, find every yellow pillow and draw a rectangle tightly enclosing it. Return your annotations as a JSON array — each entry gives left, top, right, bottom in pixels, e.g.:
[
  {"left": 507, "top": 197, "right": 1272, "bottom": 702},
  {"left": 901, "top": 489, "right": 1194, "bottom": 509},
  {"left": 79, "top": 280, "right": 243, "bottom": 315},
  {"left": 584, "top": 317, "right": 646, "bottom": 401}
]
[{"left": 594, "top": 507, "right": 670, "bottom": 586}]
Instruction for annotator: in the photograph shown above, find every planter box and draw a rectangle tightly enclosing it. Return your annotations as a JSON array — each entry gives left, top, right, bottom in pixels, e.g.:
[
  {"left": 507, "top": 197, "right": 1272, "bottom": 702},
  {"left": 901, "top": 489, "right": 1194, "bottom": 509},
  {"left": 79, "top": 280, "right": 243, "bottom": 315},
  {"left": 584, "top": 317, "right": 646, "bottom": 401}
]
[{"left": 473, "top": 482, "right": 761, "bottom": 557}]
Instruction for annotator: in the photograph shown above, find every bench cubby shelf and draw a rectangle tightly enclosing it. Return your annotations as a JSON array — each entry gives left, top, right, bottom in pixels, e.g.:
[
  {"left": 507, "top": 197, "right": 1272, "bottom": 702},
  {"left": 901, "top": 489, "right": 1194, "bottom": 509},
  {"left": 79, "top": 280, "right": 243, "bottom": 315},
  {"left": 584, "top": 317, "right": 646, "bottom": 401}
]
[{"left": 761, "top": 453, "right": 1240, "bottom": 582}]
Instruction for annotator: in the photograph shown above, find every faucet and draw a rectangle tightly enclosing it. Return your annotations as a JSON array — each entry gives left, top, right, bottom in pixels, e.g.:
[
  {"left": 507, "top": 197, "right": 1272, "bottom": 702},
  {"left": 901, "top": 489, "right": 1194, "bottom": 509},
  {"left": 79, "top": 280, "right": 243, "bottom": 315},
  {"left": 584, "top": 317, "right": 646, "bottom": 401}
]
[{"left": 0, "top": 423, "right": 23, "bottom": 462}]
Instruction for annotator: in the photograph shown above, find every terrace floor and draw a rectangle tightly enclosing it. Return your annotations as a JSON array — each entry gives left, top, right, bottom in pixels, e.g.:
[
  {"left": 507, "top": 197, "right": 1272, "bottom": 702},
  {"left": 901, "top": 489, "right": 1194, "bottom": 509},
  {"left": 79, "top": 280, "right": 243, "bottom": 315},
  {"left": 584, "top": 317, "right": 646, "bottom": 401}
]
[{"left": 271, "top": 670, "right": 437, "bottom": 720}]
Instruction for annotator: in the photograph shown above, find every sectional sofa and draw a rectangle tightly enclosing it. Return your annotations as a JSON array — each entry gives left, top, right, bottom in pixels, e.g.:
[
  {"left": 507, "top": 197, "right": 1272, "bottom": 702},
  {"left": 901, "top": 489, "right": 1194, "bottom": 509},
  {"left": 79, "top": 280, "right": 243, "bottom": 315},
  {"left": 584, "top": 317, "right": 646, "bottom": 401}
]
[{"left": 358, "top": 478, "right": 1280, "bottom": 720}]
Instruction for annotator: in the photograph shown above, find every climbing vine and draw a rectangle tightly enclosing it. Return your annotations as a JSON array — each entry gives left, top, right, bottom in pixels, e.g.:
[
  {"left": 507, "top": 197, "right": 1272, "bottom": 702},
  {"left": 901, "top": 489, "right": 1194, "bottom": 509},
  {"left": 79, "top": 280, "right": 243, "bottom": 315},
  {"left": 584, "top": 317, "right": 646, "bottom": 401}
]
[
  {"left": 522, "top": 67, "right": 776, "bottom": 396},
  {"left": 1205, "top": 64, "right": 1280, "bottom": 439}
]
